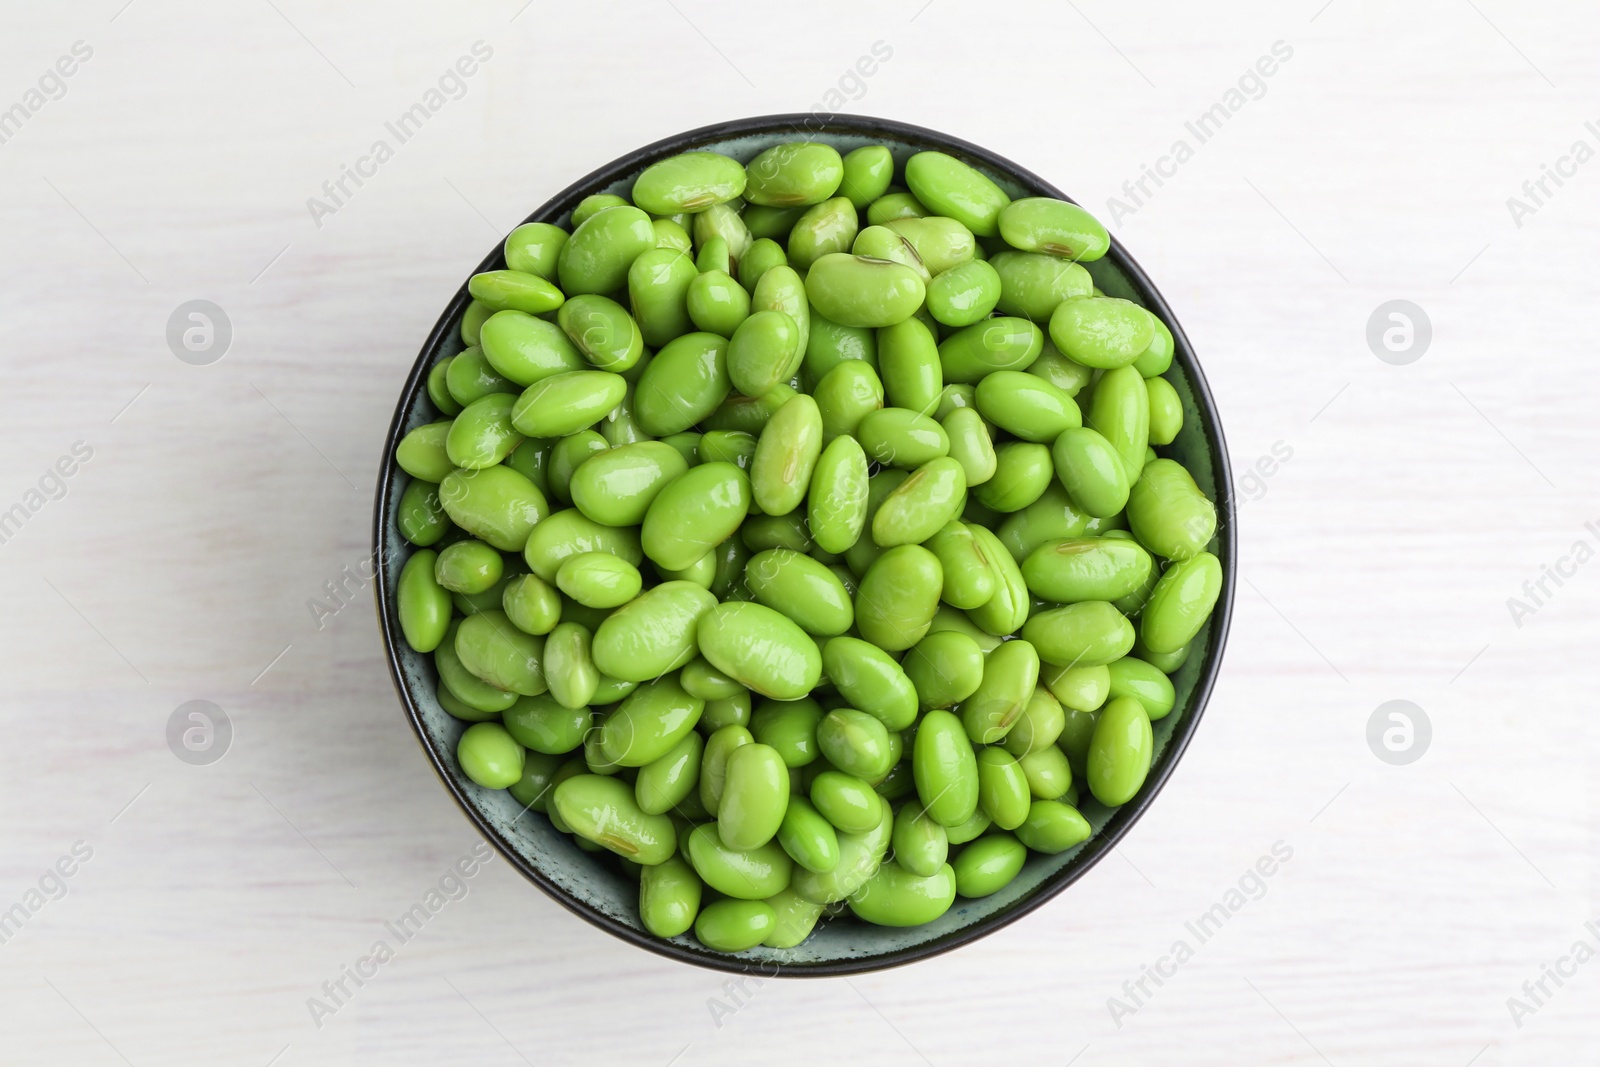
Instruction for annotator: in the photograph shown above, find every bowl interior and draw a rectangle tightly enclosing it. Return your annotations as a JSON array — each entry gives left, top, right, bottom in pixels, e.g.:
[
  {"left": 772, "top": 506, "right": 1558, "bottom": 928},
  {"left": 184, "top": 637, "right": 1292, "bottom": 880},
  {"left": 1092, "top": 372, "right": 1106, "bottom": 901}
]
[{"left": 374, "top": 115, "right": 1235, "bottom": 975}]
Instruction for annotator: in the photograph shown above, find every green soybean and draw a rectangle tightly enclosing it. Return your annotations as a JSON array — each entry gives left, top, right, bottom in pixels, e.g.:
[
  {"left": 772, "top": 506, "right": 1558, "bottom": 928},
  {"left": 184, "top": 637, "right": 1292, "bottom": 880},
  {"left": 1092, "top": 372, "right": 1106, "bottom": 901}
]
[
  {"left": 961, "top": 637, "right": 1040, "bottom": 744},
  {"left": 727, "top": 310, "right": 802, "bottom": 398},
  {"left": 641, "top": 462, "right": 750, "bottom": 571},
  {"left": 738, "top": 237, "right": 789, "bottom": 292},
  {"left": 788, "top": 197, "right": 859, "bottom": 269},
  {"left": 776, "top": 795, "right": 840, "bottom": 873},
  {"left": 1133, "top": 316, "right": 1176, "bottom": 377},
  {"left": 456, "top": 609, "right": 545, "bottom": 695},
  {"left": 458, "top": 722, "right": 526, "bottom": 789},
  {"left": 1050, "top": 297, "right": 1154, "bottom": 370},
  {"left": 744, "top": 142, "right": 844, "bottom": 207},
  {"left": 543, "top": 621, "right": 598, "bottom": 709},
  {"left": 856, "top": 544, "right": 943, "bottom": 652},
  {"left": 973, "top": 442, "right": 1053, "bottom": 513},
  {"left": 1042, "top": 662, "right": 1111, "bottom": 713},
  {"left": 1001, "top": 685, "right": 1066, "bottom": 757},
  {"left": 510, "top": 370, "right": 627, "bottom": 438},
  {"left": 552, "top": 553, "right": 641, "bottom": 610},
  {"left": 1023, "top": 537, "right": 1153, "bottom": 603},
  {"left": 435, "top": 624, "right": 518, "bottom": 713},
  {"left": 877, "top": 317, "right": 942, "bottom": 416},
  {"left": 850, "top": 861, "right": 957, "bottom": 926},
  {"left": 913, "top": 709, "right": 980, "bottom": 827},
  {"left": 558, "top": 294, "right": 644, "bottom": 374},
  {"left": 599, "top": 674, "right": 704, "bottom": 767},
  {"left": 840, "top": 145, "right": 894, "bottom": 209},
  {"left": 427, "top": 360, "right": 461, "bottom": 415},
  {"left": 990, "top": 251, "right": 1094, "bottom": 321},
  {"left": 1127, "top": 458, "right": 1216, "bottom": 561},
  {"left": 719, "top": 743, "right": 791, "bottom": 850},
  {"left": 872, "top": 457, "right": 967, "bottom": 548},
  {"left": 951, "top": 833, "right": 1026, "bottom": 899},
  {"left": 866, "top": 191, "right": 928, "bottom": 225},
  {"left": 554, "top": 774, "right": 677, "bottom": 863},
  {"left": 504, "top": 693, "right": 587, "bottom": 754},
  {"left": 587, "top": 580, "right": 713, "bottom": 681},
  {"left": 435, "top": 539, "right": 503, "bottom": 595},
  {"left": 504, "top": 222, "right": 568, "bottom": 279},
  {"left": 569, "top": 441, "right": 689, "bottom": 529},
  {"left": 1028, "top": 345, "right": 1094, "bottom": 396},
  {"left": 813, "top": 361, "right": 885, "bottom": 444},
  {"left": 1022, "top": 602, "right": 1136, "bottom": 668},
  {"left": 891, "top": 804, "right": 949, "bottom": 877},
  {"left": 805, "top": 312, "right": 877, "bottom": 383},
  {"left": 903, "top": 629, "right": 985, "bottom": 710},
  {"left": 817, "top": 709, "right": 895, "bottom": 781},
  {"left": 744, "top": 549, "right": 853, "bottom": 636},
  {"left": 478, "top": 310, "right": 587, "bottom": 387},
  {"left": 633, "top": 331, "right": 732, "bottom": 435},
  {"left": 636, "top": 730, "right": 704, "bottom": 816},
  {"left": 697, "top": 600, "right": 822, "bottom": 700},
  {"left": 1019, "top": 744, "right": 1073, "bottom": 800},
  {"left": 687, "top": 822, "right": 792, "bottom": 899},
  {"left": 926, "top": 259, "right": 1002, "bottom": 327},
  {"left": 808, "top": 435, "right": 871, "bottom": 554},
  {"left": 639, "top": 855, "right": 702, "bottom": 937},
  {"left": 1086, "top": 695, "right": 1153, "bottom": 806},
  {"left": 809, "top": 770, "right": 883, "bottom": 835},
  {"left": 751, "top": 394, "right": 823, "bottom": 516},
  {"left": 939, "top": 317, "right": 1044, "bottom": 384},
  {"left": 1140, "top": 550, "right": 1222, "bottom": 654},
  {"left": 508, "top": 750, "right": 564, "bottom": 810},
  {"left": 632, "top": 151, "right": 747, "bottom": 214},
  {"left": 885, "top": 216, "right": 976, "bottom": 275},
  {"left": 558, "top": 205, "right": 655, "bottom": 295},
  {"left": 805, "top": 254, "right": 927, "bottom": 329},
  {"left": 1015, "top": 799, "right": 1092, "bottom": 854},
  {"left": 856, "top": 407, "right": 949, "bottom": 470},
  {"left": 975, "top": 371, "right": 1081, "bottom": 443},
  {"left": 1146, "top": 376, "right": 1183, "bottom": 445},
  {"left": 1106, "top": 656, "right": 1176, "bottom": 720},
  {"left": 398, "top": 549, "right": 452, "bottom": 653},
  {"left": 523, "top": 508, "right": 643, "bottom": 582},
  {"left": 998, "top": 197, "right": 1110, "bottom": 261},
  {"left": 699, "top": 724, "right": 753, "bottom": 816},
  {"left": 396, "top": 421, "right": 455, "bottom": 482},
  {"left": 997, "top": 483, "right": 1093, "bottom": 562},
  {"left": 693, "top": 203, "right": 752, "bottom": 264},
  {"left": 701, "top": 690, "right": 751, "bottom": 730},
  {"left": 751, "top": 697, "right": 824, "bottom": 768},
  {"left": 468, "top": 269, "right": 565, "bottom": 315},
  {"left": 1086, "top": 365, "right": 1150, "bottom": 483},
  {"left": 686, "top": 269, "right": 751, "bottom": 338},
  {"left": 1051, "top": 427, "right": 1130, "bottom": 519},
  {"left": 904, "top": 151, "right": 1011, "bottom": 237},
  {"left": 942, "top": 407, "right": 998, "bottom": 488},
  {"left": 821, "top": 636, "right": 918, "bottom": 731},
  {"left": 965, "top": 524, "right": 1032, "bottom": 637},
  {"left": 437, "top": 466, "right": 546, "bottom": 552}
]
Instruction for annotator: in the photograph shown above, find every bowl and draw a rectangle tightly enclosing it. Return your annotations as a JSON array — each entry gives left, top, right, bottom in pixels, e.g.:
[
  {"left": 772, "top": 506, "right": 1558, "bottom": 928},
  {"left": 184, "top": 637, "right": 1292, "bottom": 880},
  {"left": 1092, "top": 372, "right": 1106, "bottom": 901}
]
[{"left": 373, "top": 113, "right": 1236, "bottom": 976}]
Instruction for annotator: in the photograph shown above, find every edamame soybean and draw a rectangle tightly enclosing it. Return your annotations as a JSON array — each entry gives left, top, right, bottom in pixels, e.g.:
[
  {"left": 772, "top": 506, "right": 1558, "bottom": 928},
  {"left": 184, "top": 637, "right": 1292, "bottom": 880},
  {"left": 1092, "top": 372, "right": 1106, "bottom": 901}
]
[{"left": 390, "top": 141, "right": 1228, "bottom": 955}]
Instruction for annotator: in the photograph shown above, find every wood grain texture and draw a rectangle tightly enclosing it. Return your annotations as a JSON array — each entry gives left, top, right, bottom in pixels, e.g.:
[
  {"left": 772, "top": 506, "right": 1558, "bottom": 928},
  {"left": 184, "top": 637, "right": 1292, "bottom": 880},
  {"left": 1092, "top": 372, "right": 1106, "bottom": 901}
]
[{"left": 2, "top": 0, "right": 1598, "bottom": 1062}]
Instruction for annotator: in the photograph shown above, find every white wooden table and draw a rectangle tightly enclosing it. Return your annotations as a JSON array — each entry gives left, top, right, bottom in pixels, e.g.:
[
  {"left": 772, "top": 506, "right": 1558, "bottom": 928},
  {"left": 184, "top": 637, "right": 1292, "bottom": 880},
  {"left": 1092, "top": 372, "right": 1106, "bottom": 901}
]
[{"left": 3, "top": 0, "right": 1597, "bottom": 1062}]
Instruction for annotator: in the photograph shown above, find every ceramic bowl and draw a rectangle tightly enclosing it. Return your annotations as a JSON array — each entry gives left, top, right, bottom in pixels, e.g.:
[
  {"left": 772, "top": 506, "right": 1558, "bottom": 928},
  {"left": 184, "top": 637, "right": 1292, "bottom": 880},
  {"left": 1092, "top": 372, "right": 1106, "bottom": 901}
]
[{"left": 373, "top": 113, "right": 1235, "bottom": 976}]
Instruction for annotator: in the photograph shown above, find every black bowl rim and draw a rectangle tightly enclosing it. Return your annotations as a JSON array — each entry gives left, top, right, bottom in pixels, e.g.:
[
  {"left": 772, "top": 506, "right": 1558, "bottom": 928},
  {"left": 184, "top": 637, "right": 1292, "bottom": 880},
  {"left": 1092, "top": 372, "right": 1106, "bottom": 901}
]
[{"left": 372, "top": 112, "right": 1236, "bottom": 978}]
